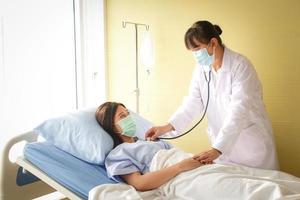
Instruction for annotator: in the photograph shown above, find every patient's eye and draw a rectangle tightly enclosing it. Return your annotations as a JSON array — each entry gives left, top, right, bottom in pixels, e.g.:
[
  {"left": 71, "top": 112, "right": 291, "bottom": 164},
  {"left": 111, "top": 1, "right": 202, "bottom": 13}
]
[
  {"left": 120, "top": 113, "right": 126, "bottom": 119},
  {"left": 119, "top": 110, "right": 130, "bottom": 120}
]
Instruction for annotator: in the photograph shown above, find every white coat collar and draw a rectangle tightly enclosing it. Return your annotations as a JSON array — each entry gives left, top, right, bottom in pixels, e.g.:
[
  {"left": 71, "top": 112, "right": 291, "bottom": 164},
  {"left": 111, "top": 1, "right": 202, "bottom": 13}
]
[{"left": 218, "top": 46, "right": 231, "bottom": 73}]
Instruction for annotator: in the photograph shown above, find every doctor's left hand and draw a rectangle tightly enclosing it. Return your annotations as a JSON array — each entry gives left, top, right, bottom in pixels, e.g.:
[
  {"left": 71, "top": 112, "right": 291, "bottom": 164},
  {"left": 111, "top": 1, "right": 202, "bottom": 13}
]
[{"left": 193, "top": 148, "right": 222, "bottom": 164}]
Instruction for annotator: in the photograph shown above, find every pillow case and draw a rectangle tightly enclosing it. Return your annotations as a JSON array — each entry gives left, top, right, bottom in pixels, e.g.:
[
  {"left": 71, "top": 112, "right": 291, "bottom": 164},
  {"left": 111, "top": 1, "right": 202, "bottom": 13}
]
[
  {"left": 34, "top": 108, "right": 113, "bottom": 165},
  {"left": 130, "top": 111, "right": 153, "bottom": 140},
  {"left": 34, "top": 108, "right": 153, "bottom": 165}
]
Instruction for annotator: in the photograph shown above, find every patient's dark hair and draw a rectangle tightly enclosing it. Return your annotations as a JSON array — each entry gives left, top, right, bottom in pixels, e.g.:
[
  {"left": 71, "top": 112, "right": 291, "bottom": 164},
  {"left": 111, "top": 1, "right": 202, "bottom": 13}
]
[
  {"left": 184, "top": 20, "right": 223, "bottom": 49},
  {"left": 95, "top": 102, "right": 125, "bottom": 148}
]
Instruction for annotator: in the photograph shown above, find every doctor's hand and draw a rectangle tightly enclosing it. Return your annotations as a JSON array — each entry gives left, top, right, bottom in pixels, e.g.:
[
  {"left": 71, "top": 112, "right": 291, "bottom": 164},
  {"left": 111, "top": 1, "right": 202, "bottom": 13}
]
[
  {"left": 145, "top": 124, "right": 174, "bottom": 141},
  {"left": 193, "top": 148, "right": 222, "bottom": 164}
]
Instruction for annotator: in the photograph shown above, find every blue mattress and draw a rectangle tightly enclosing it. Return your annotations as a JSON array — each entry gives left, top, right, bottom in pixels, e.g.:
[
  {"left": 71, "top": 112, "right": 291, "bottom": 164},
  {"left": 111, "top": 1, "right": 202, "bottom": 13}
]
[{"left": 24, "top": 142, "right": 116, "bottom": 200}]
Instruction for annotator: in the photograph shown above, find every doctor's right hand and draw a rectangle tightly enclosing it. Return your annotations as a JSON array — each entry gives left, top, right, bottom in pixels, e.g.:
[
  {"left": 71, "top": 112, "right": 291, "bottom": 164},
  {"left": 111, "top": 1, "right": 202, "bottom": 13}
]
[{"left": 145, "top": 124, "right": 174, "bottom": 141}]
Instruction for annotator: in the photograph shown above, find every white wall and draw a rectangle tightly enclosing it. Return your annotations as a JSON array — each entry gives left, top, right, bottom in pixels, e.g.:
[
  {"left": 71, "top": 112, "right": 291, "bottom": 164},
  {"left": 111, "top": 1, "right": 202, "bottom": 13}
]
[
  {"left": 76, "top": 0, "right": 106, "bottom": 108},
  {"left": 0, "top": 0, "right": 106, "bottom": 145},
  {"left": 0, "top": 0, "right": 76, "bottom": 144}
]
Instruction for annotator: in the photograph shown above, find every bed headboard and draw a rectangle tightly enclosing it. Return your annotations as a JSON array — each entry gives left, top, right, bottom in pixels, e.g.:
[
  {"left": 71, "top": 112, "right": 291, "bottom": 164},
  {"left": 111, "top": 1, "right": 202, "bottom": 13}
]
[{"left": 0, "top": 131, "right": 54, "bottom": 200}]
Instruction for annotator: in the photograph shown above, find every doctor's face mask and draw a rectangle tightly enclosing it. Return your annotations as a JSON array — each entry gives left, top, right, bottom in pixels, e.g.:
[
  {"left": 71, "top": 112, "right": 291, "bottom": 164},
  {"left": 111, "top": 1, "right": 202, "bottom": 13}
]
[{"left": 193, "top": 45, "right": 214, "bottom": 66}]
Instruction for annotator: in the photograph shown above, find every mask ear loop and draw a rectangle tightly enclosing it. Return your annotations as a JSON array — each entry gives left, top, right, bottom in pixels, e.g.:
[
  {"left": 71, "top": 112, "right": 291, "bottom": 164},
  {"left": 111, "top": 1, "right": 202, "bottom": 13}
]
[
  {"left": 209, "top": 39, "right": 215, "bottom": 56},
  {"left": 113, "top": 121, "right": 122, "bottom": 135}
]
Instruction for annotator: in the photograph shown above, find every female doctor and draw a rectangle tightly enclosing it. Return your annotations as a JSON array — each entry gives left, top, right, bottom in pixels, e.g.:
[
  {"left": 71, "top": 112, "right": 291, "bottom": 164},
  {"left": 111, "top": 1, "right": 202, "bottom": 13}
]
[{"left": 145, "top": 20, "right": 279, "bottom": 170}]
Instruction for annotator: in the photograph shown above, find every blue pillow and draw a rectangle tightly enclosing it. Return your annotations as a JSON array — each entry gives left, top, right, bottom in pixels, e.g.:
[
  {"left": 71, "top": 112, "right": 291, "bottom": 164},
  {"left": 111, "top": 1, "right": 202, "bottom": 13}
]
[
  {"left": 34, "top": 108, "right": 113, "bottom": 165},
  {"left": 34, "top": 108, "right": 153, "bottom": 165}
]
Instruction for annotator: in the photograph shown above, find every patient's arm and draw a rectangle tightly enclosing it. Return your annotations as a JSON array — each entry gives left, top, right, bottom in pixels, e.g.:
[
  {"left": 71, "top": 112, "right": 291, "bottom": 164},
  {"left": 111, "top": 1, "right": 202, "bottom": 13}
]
[{"left": 121, "top": 157, "right": 203, "bottom": 191}]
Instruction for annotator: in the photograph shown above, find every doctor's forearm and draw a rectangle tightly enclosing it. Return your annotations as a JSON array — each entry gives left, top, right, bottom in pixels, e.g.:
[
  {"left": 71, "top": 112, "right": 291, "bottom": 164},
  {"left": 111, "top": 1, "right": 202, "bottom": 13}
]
[
  {"left": 166, "top": 123, "right": 175, "bottom": 131},
  {"left": 212, "top": 105, "right": 249, "bottom": 154}
]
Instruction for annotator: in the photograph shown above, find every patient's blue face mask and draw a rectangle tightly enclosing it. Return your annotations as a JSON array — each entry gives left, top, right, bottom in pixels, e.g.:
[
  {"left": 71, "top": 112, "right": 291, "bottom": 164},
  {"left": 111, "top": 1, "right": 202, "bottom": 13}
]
[
  {"left": 117, "top": 115, "right": 136, "bottom": 137},
  {"left": 193, "top": 45, "right": 214, "bottom": 66}
]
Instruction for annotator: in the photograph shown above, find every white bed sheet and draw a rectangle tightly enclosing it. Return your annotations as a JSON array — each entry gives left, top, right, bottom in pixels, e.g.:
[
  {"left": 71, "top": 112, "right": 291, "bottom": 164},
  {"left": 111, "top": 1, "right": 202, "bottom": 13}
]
[{"left": 89, "top": 148, "right": 300, "bottom": 200}]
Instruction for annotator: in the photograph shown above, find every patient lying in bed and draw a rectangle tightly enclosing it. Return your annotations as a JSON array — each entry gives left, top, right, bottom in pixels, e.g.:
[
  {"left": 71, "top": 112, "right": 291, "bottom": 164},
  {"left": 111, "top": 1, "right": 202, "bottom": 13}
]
[
  {"left": 95, "top": 102, "right": 204, "bottom": 191},
  {"left": 94, "top": 102, "right": 300, "bottom": 199}
]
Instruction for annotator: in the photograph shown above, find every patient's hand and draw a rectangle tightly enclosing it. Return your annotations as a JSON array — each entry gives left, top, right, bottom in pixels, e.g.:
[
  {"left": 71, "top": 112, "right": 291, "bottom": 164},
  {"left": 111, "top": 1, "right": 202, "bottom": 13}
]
[{"left": 177, "top": 157, "right": 203, "bottom": 172}]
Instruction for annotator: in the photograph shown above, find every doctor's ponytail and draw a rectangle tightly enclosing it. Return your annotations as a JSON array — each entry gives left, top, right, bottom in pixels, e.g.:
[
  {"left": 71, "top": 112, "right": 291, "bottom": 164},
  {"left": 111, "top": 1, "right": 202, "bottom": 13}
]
[
  {"left": 213, "top": 24, "right": 222, "bottom": 35},
  {"left": 184, "top": 20, "right": 223, "bottom": 49}
]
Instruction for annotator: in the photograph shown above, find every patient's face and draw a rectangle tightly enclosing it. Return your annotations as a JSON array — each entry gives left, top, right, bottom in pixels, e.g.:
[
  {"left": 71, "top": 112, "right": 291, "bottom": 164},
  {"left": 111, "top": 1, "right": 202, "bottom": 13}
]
[{"left": 113, "top": 105, "right": 130, "bottom": 133}]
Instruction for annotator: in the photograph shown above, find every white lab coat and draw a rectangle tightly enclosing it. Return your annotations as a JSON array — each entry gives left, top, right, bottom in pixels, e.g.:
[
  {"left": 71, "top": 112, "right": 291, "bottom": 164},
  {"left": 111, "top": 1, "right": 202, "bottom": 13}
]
[{"left": 168, "top": 47, "right": 279, "bottom": 170}]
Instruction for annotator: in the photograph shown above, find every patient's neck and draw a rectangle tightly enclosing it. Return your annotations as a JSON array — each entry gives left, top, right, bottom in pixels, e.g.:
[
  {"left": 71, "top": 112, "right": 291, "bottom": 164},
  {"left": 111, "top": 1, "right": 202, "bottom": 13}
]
[{"left": 121, "top": 136, "right": 136, "bottom": 143}]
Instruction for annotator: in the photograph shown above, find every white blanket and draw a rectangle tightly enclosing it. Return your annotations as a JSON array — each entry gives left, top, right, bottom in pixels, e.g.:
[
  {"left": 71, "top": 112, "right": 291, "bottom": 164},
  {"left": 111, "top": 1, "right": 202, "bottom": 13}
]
[{"left": 89, "top": 148, "right": 300, "bottom": 200}]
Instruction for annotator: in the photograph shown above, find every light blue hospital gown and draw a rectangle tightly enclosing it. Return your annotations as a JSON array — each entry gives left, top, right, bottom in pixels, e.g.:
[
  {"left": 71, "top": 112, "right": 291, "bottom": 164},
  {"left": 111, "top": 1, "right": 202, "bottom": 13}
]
[{"left": 105, "top": 140, "right": 172, "bottom": 182}]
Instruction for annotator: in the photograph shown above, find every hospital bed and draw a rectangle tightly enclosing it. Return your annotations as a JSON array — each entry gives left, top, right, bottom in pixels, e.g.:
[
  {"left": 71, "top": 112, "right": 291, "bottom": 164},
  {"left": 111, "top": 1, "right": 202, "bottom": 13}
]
[
  {"left": 1, "top": 131, "right": 116, "bottom": 200},
  {"left": 2, "top": 125, "right": 300, "bottom": 199},
  {"left": 0, "top": 108, "right": 152, "bottom": 200}
]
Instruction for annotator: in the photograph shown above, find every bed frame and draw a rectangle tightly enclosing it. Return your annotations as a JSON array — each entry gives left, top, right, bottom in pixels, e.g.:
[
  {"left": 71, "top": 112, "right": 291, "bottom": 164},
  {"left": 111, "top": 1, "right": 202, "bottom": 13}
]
[{"left": 0, "top": 131, "right": 82, "bottom": 200}]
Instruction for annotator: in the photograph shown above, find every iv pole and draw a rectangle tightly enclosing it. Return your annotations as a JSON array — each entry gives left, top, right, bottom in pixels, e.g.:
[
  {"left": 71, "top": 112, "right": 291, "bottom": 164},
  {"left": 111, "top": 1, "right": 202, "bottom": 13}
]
[{"left": 122, "top": 21, "right": 149, "bottom": 114}]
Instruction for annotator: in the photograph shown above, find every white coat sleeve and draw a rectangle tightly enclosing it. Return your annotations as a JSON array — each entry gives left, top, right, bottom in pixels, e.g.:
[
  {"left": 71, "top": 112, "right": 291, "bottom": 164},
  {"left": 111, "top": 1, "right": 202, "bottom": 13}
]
[
  {"left": 168, "top": 66, "right": 205, "bottom": 134},
  {"left": 212, "top": 59, "right": 260, "bottom": 155}
]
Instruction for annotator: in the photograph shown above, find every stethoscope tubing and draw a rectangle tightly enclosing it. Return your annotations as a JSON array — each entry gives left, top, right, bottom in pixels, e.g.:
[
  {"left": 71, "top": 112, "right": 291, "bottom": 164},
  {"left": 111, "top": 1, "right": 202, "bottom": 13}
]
[{"left": 159, "top": 70, "right": 212, "bottom": 140}]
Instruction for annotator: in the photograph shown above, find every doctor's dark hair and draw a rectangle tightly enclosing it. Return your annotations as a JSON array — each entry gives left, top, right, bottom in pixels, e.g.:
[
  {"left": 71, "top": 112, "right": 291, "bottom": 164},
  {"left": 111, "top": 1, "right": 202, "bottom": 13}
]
[
  {"left": 184, "top": 20, "right": 223, "bottom": 49},
  {"left": 95, "top": 102, "right": 125, "bottom": 148}
]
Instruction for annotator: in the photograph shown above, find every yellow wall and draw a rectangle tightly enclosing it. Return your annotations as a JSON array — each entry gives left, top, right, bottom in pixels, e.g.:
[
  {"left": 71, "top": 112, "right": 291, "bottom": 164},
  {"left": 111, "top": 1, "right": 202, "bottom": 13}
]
[{"left": 106, "top": 0, "right": 300, "bottom": 177}]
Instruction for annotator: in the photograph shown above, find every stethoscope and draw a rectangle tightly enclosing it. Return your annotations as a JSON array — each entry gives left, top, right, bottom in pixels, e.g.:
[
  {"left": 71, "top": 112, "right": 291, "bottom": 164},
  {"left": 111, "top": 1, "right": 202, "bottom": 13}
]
[{"left": 159, "top": 67, "right": 212, "bottom": 140}]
